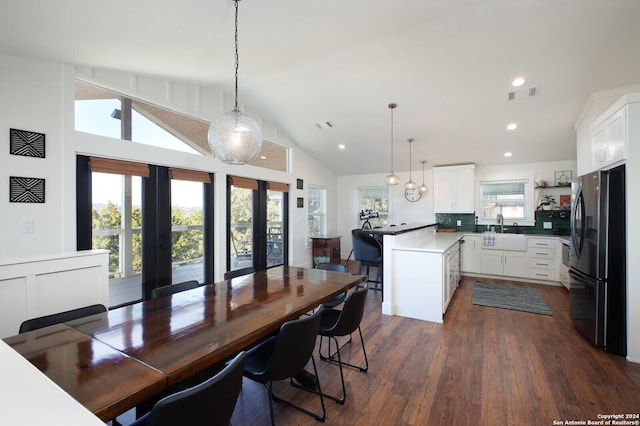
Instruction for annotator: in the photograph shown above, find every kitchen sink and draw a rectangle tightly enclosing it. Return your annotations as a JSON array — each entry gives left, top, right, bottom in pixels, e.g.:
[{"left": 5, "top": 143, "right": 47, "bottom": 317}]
[{"left": 481, "top": 232, "right": 527, "bottom": 251}]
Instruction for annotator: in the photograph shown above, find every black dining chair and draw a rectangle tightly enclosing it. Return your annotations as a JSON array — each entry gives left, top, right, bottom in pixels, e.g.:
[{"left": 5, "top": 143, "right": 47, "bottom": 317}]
[
  {"left": 317, "top": 285, "right": 369, "bottom": 404},
  {"left": 223, "top": 266, "right": 256, "bottom": 280},
  {"left": 150, "top": 280, "right": 202, "bottom": 300},
  {"left": 128, "top": 351, "right": 246, "bottom": 426},
  {"left": 315, "top": 263, "right": 349, "bottom": 308},
  {"left": 19, "top": 304, "right": 107, "bottom": 333},
  {"left": 243, "top": 306, "right": 326, "bottom": 425},
  {"left": 351, "top": 229, "right": 382, "bottom": 291}
]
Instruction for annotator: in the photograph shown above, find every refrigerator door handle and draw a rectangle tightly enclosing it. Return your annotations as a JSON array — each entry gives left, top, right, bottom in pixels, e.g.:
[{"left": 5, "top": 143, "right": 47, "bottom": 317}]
[{"left": 571, "top": 185, "right": 585, "bottom": 259}]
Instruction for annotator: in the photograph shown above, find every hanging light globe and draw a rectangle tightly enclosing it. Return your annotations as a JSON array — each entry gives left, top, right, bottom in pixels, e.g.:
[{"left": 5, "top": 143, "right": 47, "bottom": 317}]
[
  {"left": 385, "top": 103, "right": 399, "bottom": 186},
  {"left": 208, "top": 109, "right": 263, "bottom": 164},
  {"left": 207, "top": 0, "right": 263, "bottom": 165}
]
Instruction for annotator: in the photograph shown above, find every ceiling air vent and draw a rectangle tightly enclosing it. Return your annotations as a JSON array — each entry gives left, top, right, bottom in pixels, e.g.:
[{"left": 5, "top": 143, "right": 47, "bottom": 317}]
[
  {"left": 508, "top": 86, "right": 539, "bottom": 101},
  {"left": 315, "top": 121, "right": 333, "bottom": 129}
]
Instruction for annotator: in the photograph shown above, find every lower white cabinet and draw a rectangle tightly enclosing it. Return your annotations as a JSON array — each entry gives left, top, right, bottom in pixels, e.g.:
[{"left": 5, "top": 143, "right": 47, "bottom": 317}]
[
  {"left": 461, "top": 234, "right": 482, "bottom": 273},
  {"left": 527, "top": 238, "right": 559, "bottom": 281},
  {"left": 480, "top": 250, "right": 528, "bottom": 278},
  {"left": 444, "top": 242, "right": 460, "bottom": 311}
]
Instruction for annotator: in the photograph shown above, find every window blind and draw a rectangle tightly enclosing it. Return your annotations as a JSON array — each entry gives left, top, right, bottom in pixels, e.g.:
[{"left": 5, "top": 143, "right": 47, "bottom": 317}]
[
  {"left": 266, "top": 181, "right": 289, "bottom": 192},
  {"left": 229, "top": 176, "right": 258, "bottom": 190},
  {"left": 88, "top": 157, "right": 150, "bottom": 177},
  {"left": 168, "top": 168, "right": 211, "bottom": 183}
]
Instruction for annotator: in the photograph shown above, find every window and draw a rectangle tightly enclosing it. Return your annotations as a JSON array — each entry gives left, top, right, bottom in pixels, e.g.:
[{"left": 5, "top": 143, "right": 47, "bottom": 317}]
[
  {"left": 357, "top": 187, "right": 389, "bottom": 228},
  {"left": 480, "top": 180, "right": 530, "bottom": 222},
  {"left": 75, "top": 80, "right": 291, "bottom": 172},
  {"left": 307, "top": 185, "right": 326, "bottom": 239}
]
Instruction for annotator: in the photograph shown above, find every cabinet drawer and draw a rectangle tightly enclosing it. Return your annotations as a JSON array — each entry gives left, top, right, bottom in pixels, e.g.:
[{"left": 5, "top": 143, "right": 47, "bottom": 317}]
[
  {"left": 529, "top": 269, "right": 555, "bottom": 280},
  {"left": 528, "top": 238, "right": 555, "bottom": 249},
  {"left": 529, "top": 259, "right": 555, "bottom": 270},
  {"left": 529, "top": 247, "right": 555, "bottom": 258}
]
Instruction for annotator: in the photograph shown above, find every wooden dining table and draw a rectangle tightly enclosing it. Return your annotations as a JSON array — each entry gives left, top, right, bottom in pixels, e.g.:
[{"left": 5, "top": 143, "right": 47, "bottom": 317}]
[{"left": 4, "top": 266, "right": 365, "bottom": 422}]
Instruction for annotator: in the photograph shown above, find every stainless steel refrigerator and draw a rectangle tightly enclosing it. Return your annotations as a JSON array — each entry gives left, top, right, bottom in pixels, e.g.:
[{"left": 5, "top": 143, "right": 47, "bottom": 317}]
[{"left": 570, "top": 164, "right": 626, "bottom": 356}]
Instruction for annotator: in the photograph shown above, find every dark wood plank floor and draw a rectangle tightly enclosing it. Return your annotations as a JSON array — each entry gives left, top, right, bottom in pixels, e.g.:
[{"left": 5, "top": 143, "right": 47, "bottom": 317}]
[{"left": 230, "top": 263, "right": 640, "bottom": 425}]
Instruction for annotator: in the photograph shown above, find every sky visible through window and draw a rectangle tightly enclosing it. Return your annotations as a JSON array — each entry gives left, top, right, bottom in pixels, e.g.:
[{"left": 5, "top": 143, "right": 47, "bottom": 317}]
[{"left": 76, "top": 99, "right": 202, "bottom": 207}]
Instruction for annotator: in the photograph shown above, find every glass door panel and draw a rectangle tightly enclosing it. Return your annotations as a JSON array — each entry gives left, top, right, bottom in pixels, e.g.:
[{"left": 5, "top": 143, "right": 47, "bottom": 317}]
[
  {"left": 171, "top": 179, "right": 204, "bottom": 284},
  {"left": 267, "top": 189, "right": 284, "bottom": 266},
  {"left": 92, "top": 172, "right": 142, "bottom": 306},
  {"left": 230, "top": 186, "right": 254, "bottom": 271}
]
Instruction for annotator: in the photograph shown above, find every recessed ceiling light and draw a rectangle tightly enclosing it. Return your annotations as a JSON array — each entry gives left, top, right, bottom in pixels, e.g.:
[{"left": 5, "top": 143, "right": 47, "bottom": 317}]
[
  {"left": 504, "top": 152, "right": 513, "bottom": 157},
  {"left": 338, "top": 144, "right": 346, "bottom": 150},
  {"left": 260, "top": 155, "right": 267, "bottom": 160},
  {"left": 507, "top": 123, "right": 518, "bottom": 130},
  {"left": 512, "top": 77, "right": 526, "bottom": 87}
]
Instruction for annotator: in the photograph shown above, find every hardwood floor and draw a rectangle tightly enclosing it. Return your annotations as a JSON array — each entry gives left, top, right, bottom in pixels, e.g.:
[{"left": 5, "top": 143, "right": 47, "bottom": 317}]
[{"left": 230, "top": 264, "right": 640, "bottom": 425}]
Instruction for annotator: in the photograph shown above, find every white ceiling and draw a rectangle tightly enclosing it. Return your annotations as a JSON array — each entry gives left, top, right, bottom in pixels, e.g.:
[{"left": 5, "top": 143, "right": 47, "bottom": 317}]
[{"left": 2, "top": 0, "right": 640, "bottom": 175}]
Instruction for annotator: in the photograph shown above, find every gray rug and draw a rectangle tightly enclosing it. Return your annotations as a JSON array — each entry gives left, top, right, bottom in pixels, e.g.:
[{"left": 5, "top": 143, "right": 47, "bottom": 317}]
[{"left": 472, "top": 282, "right": 552, "bottom": 315}]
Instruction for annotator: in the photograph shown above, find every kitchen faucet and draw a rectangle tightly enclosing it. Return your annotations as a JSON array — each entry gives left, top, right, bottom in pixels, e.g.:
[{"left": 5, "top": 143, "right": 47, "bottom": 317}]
[{"left": 496, "top": 213, "right": 504, "bottom": 233}]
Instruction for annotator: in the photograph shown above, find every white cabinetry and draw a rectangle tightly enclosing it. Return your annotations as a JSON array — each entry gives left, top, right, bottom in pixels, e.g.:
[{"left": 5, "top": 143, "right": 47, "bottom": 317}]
[
  {"left": 461, "top": 234, "right": 482, "bottom": 273},
  {"left": 527, "top": 238, "right": 558, "bottom": 281},
  {"left": 591, "top": 106, "right": 627, "bottom": 170},
  {"left": 433, "top": 164, "right": 475, "bottom": 213},
  {"left": 444, "top": 242, "right": 460, "bottom": 311},
  {"left": 0, "top": 250, "right": 109, "bottom": 338},
  {"left": 480, "top": 250, "right": 528, "bottom": 278}
]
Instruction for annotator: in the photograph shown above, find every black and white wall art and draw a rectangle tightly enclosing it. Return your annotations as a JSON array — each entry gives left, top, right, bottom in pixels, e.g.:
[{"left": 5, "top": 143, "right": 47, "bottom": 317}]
[
  {"left": 10, "top": 176, "right": 45, "bottom": 203},
  {"left": 10, "top": 128, "right": 46, "bottom": 158}
]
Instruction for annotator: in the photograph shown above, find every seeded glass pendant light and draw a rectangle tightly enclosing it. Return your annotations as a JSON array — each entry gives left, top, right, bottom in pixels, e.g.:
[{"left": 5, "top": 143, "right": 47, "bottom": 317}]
[
  {"left": 419, "top": 160, "right": 429, "bottom": 193},
  {"left": 384, "top": 103, "right": 400, "bottom": 186},
  {"left": 208, "top": 0, "right": 263, "bottom": 165},
  {"left": 404, "top": 138, "right": 417, "bottom": 190}
]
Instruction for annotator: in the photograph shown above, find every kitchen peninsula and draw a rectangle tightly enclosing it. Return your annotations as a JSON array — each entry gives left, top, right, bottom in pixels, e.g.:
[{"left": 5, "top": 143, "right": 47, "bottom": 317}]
[{"left": 370, "top": 223, "right": 463, "bottom": 324}]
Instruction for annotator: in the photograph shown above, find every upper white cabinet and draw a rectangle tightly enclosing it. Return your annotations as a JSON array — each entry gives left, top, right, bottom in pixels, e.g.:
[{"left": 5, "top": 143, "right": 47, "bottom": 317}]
[
  {"left": 591, "top": 106, "right": 627, "bottom": 171},
  {"left": 433, "top": 164, "right": 475, "bottom": 213}
]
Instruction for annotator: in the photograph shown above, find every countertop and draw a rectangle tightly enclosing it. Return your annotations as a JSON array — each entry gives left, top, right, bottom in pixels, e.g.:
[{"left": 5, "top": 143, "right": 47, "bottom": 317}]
[
  {"left": 391, "top": 231, "right": 570, "bottom": 254},
  {"left": 392, "top": 232, "right": 463, "bottom": 254},
  {"left": 367, "top": 222, "right": 437, "bottom": 236}
]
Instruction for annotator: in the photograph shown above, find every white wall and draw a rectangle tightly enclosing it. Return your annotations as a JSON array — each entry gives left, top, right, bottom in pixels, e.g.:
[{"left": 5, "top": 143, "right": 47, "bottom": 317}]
[
  {"left": 0, "top": 56, "right": 67, "bottom": 257},
  {"left": 0, "top": 53, "right": 337, "bottom": 278},
  {"left": 337, "top": 171, "right": 436, "bottom": 258}
]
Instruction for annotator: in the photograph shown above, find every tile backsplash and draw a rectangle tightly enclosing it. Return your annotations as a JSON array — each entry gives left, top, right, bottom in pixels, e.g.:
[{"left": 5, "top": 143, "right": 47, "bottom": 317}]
[{"left": 436, "top": 211, "right": 570, "bottom": 235}]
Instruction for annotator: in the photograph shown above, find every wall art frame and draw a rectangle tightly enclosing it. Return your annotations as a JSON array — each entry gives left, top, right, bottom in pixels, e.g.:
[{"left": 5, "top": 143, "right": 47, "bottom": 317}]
[
  {"left": 296, "top": 179, "right": 304, "bottom": 190},
  {"left": 10, "top": 128, "right": 46, "bottom": 158},
  {"left": 10, "top": 176, "right": 45, "bottom": 203},
  {"left": 297, "top": 197, "right": 304, "bottom": 208}
]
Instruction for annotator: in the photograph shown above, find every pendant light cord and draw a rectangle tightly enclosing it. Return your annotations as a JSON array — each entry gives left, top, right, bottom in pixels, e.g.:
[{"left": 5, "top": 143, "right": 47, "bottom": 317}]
[
  {"left": 233, "top": 0, "right": 240, "bottom": 112},
  {"left": 408, "top": 138, "right": 413, "bottom": 180}
]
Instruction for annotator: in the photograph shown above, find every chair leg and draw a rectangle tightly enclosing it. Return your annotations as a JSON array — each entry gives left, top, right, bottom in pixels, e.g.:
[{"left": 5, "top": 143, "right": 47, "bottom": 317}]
[
  {"left": 274, "top": 356, "right": 326, "bottom": 422},
  {"left": 319, "top": 327, "right": 368, "bottom": 373}
]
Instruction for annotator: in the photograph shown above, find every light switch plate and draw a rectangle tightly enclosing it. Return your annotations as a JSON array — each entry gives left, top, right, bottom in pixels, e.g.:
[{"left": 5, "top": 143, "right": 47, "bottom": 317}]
[
  {"left": 456, "top": 220, "right": 462, "bottom": 227},
  {"left": 22, "top": 219, "right": 34, "bottom": 233},
  {"left": 543, "top": 222, "right": 552, "bottom": 229}
]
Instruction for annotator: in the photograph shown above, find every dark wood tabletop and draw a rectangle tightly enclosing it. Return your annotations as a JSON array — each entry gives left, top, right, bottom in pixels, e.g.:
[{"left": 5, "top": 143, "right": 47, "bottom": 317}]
[
  {"left": 3, "top": 324, "right": 166, "bottom": 422},
  {"left": 3, "top": 267, "right": 364, "bottom": 420},
  {"left": 73, "top": 266, "right": 366, "bottom": 385}
]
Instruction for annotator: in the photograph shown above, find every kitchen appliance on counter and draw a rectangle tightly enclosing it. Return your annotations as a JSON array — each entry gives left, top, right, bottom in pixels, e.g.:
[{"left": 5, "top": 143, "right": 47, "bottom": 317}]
[{"left": 570, "top": 164, "right": 626, "bottom": 356}]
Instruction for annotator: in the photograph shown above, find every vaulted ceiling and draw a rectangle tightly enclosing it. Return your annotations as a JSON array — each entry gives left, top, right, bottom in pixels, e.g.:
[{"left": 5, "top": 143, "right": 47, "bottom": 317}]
[{"left": 2, "top": 0, "right": 639, "bottom": 175}]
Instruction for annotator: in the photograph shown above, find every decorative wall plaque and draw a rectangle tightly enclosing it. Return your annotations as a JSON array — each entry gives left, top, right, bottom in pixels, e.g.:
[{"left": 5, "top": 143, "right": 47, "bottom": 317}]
[
  {"left": 10, "top": 128, "right": 46, "bottom": 158},
  {"left": 296, "top": 179, "right": 304, "bottom": 190},
  {"left": 297, "top": 197, "right": 304, "bottom": 208},
  {"left": 10, "top": 177, "right": 45, "bottom": 203}
]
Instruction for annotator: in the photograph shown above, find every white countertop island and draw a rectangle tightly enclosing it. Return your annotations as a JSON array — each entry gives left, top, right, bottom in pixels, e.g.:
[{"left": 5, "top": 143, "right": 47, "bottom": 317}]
[{"left": 372, "top": 224, "right": 463, "bottom": 323}]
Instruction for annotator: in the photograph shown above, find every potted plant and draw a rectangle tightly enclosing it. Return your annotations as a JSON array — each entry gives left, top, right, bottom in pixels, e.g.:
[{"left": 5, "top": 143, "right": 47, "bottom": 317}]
[{"left": 538, "top": 194, "right": 557, "bottom": 210}]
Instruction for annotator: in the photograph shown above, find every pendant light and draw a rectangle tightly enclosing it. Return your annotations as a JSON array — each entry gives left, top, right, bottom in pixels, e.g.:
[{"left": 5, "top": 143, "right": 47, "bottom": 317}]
[
  {"left": 208, "top": 0, "right": 263, "bottom": 165},
  {"left": 384, "top": 103, "right": 399, "bottom": 185},
  {"left": 419, "top": 160, "right": 429, "bottom": 193},
  {"left": 404, "top": 138, "right": 417, "bottom": 190}
]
